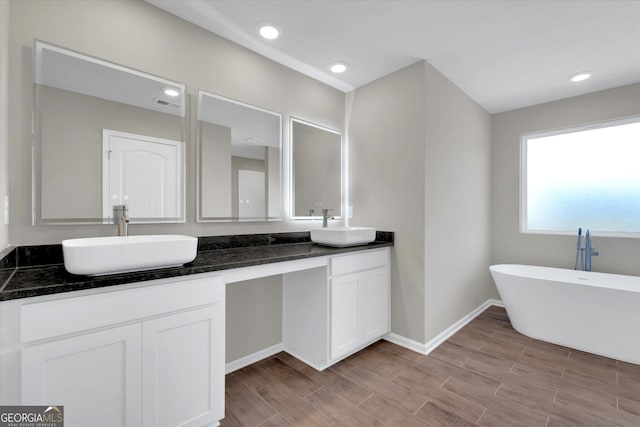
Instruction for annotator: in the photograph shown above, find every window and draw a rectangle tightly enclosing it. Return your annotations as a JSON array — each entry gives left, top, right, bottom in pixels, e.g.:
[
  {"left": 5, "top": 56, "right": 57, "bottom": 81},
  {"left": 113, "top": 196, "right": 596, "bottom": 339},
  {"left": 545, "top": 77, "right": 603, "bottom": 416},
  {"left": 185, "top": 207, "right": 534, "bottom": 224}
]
[{"left": 522, "top": 116, "right": 640, "bottom": 236}]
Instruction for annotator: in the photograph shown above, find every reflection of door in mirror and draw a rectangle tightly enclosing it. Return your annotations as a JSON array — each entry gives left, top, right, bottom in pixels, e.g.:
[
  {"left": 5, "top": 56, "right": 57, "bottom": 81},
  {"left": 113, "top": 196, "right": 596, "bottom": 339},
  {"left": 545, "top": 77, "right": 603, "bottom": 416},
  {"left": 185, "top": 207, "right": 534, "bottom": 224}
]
[
  {"left": 291, "top": 119, "right": 342, "bottom": 218},
  {"left": 232, "top": 156, "right": 267, "bottom": 219},
  {"left": 102, "top": 130, "right": 182, "bottom": 222},
  {"left": 34, "top": 40, "right": 186, "bottom": 224},
  {"left": 238, "top": 170, "right": 266, "bottom": 219}
]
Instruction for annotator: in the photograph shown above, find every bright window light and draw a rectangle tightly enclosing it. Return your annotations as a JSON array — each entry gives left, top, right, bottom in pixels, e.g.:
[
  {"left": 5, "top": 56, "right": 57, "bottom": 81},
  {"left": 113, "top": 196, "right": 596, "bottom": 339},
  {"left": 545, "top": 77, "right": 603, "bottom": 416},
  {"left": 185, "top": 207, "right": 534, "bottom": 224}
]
[{"left": 522, "top": 117, "right": 640, "bottom": 235}]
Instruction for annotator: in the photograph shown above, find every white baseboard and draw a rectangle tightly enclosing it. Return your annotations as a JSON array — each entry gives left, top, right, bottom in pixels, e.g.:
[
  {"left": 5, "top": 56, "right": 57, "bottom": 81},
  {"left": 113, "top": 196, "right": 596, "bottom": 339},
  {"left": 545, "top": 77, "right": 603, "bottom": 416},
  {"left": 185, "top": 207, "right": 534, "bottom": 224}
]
[
  {"left": 226, "top": 300, "right": 504, "bottom": 373},
  {"left": 383, "top": 332, "right": 429, "bottom": 354},
  {"left": 487, "top": 298, "right": 505, "bottom": 308},
  {"left": 384, "top": 298, "right": 504, "bottom": 355},
  {"left": 284, "top": 349, "right": 328, "bottom": 372},
  {"left": 225, "top": 342, "right": 284, "bottom": 374}
]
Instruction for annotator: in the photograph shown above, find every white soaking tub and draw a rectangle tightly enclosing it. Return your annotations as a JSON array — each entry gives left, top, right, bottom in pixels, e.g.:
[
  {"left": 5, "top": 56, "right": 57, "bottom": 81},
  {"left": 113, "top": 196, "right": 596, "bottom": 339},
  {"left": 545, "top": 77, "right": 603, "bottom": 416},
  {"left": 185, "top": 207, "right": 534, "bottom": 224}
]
[{"left": 490, "top": 264, "right": 640, "bottom": 365}]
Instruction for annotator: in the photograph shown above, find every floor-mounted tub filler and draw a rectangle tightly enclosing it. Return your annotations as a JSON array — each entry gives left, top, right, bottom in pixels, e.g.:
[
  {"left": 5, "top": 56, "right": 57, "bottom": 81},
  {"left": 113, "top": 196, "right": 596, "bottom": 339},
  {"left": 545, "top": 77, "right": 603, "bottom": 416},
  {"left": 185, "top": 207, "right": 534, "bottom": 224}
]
[{"left": 490, "top": 264, "right": 640, "bottom": 365}]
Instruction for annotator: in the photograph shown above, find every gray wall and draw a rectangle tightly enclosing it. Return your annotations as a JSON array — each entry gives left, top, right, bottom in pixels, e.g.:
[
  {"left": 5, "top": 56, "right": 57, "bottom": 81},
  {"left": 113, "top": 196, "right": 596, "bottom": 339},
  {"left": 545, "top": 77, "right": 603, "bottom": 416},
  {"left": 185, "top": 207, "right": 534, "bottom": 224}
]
[
  {"left": 349, "top": 61, "right": 495, "bottom": 345},
  {"left": 8, "top": 0, "right": 344, "bottom": 245},
  {"left": 201, "top": 122, "right": 232, "bottom": 218},
  {"left": 349, "top": 61, "right": 427, "bottom": 343},
  {"left": 492, "top": 82, "right": 640, "bottom": 276},
  {"left": 0, "top": 0, "right": 8, "bottom": 251},
  {"left": 424, "top": 63, "right": 495, "bottom": 341},
  {"left": 293, "top": 121, "right": 341, "bottom": 216},
  {"left": 226, "top": 275, "right": 282, "bottom": 362}
]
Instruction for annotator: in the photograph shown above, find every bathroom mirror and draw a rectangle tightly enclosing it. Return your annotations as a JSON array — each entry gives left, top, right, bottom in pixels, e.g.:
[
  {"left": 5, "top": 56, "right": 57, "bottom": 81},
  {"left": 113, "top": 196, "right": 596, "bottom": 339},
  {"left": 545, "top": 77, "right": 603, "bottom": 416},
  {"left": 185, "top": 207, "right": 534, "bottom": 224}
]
[
  {"left": 32, "top": 40, "right": 187, "bottom": 224},
  {"left": 197, "top": 91, "right": 282, "bottom": 221},
  {"left": 290, "top": 118, "right": 342, "bottom": 219}
]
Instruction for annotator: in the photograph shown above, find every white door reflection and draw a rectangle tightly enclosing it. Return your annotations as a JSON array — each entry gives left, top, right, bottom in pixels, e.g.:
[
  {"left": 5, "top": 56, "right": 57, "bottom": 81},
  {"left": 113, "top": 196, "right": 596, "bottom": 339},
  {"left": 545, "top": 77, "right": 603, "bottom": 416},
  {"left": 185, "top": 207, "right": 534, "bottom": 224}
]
[
  {"left": 238, "top": 169, "right": 265, "bottom": 219},
  {"left": 102, "top": 129, "right": 183, "bottom": 221}
]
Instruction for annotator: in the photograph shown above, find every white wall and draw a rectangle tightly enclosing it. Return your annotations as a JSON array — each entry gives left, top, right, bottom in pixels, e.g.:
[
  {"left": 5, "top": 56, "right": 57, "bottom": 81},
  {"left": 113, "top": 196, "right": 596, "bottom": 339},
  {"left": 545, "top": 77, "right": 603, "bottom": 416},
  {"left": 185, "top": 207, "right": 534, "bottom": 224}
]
[
  {"left": 424, "top": 63, "right": 495, "bottom": 340},
  {"left": 231, "top": 156, "right": 265, "bottom": 218},
  {"left": 492, "top": 82, "right": 640, "bottom": 276},
  {"left": 0, "top": 0, "right": 9, "bottom": 251},
  {"left": 8, "top": 0, "right": 344, "bottom": 245}
]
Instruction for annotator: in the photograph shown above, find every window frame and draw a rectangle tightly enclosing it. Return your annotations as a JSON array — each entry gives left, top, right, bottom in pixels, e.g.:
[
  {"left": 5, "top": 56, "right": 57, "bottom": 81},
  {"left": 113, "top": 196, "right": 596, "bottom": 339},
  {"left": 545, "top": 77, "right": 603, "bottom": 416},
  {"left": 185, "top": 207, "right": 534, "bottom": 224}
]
[{"left": 520, "top": 115, "right": 640, "bottom": 238}]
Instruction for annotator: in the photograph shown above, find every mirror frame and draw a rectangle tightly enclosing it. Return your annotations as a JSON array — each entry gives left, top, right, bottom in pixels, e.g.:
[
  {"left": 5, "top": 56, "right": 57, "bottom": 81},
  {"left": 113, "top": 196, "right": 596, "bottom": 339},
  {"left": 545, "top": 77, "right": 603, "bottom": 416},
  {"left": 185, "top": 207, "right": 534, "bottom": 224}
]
[
  {"left": 196, "top": 90, "right": 284, "bottom": 222},
  {"left": 289, "top": 117, "right": 344, "bottom": 221},
  {"left": 32, "top": 39, "right": 187, "bottom": 225}
]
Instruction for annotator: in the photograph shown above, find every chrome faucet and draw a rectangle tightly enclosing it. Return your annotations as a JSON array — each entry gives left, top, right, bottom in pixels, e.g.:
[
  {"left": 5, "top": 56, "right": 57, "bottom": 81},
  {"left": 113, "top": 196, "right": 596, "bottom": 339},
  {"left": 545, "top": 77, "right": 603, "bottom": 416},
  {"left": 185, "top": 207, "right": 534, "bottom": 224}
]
[
  {"left": 584, "top": 229, "right": 599, "bottom": 271},
  {"left": 321, "top": 208, "right": 334, "bottom": 228},
  {"left": 113, "top": 205, "right": 130, "bottom": 236},
  {"left": 574, "top": 227, "right": 599, "bottom": 271}
]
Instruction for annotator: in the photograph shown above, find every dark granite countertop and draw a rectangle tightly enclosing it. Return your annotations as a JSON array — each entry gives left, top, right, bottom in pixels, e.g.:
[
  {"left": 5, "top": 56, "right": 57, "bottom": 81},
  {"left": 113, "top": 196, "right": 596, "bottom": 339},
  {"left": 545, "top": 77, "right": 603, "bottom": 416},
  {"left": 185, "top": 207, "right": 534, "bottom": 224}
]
[{"left": 0, "top": 231, "right": 393, "bottom": 301}]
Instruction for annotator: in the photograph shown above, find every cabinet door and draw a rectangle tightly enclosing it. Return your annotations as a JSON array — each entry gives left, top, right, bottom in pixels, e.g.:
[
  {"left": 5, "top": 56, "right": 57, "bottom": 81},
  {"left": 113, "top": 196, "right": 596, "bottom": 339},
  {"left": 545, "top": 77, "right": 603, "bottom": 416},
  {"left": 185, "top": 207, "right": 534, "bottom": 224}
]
[
  {"left": 360, "top": 267, "right": 390, "bottom": 342},
  {"left": 142, "top": 304, "right": 224, "bottom": 427},
  {"left": 21, "top": 324, "right": 142, "bottom": 427},
  {"left": 330, "top": 273, "right": 360, "bottom": 360}
]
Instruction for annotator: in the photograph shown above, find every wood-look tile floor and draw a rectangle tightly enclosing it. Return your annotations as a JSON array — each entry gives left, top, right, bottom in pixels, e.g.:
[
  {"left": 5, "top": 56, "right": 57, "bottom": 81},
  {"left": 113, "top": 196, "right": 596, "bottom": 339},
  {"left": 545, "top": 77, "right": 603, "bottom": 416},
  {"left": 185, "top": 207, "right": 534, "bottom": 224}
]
[{"left": 221, "top": 306, "right": 640, "bottom": 426}]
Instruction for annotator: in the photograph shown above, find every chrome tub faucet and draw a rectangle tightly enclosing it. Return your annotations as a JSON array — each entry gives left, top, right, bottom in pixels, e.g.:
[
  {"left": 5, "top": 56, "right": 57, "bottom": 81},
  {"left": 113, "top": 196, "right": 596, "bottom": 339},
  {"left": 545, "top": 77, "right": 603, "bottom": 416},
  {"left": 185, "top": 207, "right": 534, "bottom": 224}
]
[{"left": 574, "top": 227, "right": 599, "bottom": 271}]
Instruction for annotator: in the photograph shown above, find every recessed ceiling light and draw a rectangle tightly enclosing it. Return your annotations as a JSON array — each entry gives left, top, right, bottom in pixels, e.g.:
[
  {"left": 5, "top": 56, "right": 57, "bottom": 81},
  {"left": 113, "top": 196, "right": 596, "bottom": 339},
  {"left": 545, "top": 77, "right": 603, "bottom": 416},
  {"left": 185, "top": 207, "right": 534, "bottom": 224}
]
[
  {"left": 164, "top": 88, "right": 180, "bottom": 97},
  {"left": 257, "top": 23, "right": 282, "bottom": 40},
  {"left": 569, "top": 71, "right": 593, "bottom": 83},
  {"left": 330, "top": 62, "right": 348, "bottom": 74}
]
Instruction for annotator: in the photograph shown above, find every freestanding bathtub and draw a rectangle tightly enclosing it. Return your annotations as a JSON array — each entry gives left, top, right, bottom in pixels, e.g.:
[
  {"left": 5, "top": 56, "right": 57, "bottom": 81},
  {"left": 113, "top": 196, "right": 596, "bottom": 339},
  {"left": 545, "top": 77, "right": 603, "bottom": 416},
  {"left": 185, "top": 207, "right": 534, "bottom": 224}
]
[{"left": 490, "top": 264, "right": 640, "bottom": 365}]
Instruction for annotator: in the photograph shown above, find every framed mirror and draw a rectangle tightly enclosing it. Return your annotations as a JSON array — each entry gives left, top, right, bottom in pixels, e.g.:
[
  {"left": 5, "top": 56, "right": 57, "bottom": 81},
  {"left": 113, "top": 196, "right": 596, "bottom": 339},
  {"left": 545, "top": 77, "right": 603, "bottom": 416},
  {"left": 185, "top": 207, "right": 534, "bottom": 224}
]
[
  {"left": 32, "top": 40, "right": 187, "bottom": 224},
  {"left": 197, "top": 91, "right": 282, "bottom": 222},
  {"left": 290, "top": 118, "right": 342, "bottom": 219}
]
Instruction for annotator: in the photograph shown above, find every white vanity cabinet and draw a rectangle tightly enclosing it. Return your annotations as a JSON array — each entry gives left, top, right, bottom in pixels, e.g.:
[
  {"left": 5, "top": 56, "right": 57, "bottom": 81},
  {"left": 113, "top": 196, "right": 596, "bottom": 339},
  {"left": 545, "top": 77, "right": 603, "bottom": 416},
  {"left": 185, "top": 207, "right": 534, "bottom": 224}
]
[
  {"left": 10, "top": 275, "right": 225, "bottom": 427},
  {"left": 283, "top": 248, "right": 390, "bottom": 370},
  {"left": 22, "top": 324, "right": 143, "bottom": 426},
  {"left": 141, "top": 306, "right": 223, "bottom": 427},
  {"left": 329, "top": 250, "right": 390, "bottom": 360},
  {"left": 1, "top": 243, "right": 392, "bottom": 426}
]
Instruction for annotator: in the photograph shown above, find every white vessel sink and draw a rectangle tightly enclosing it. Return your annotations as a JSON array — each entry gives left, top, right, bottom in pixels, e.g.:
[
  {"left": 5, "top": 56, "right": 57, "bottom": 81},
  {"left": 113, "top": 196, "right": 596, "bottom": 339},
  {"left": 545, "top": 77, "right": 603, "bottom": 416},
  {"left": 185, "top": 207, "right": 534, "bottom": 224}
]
[
  {"left": 311, "top": 227, "right": 376, "bottom": 247},
  {"left": 62, "top": 235, "right": 198, "bottom": 276}
]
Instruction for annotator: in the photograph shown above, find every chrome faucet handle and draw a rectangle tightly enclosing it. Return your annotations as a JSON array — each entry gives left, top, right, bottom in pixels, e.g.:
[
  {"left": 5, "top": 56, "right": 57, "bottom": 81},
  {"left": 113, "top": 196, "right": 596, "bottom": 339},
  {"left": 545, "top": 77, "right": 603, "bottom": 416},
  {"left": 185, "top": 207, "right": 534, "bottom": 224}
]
[
  {"left": 591, "top": 248, "right": 599, "bottom": 256},
  {"left": 321, "top": 208, "right": 334, "bottom": 228},
  {"left": 113, "top": 204, "right": 130, "bottom": 236}
]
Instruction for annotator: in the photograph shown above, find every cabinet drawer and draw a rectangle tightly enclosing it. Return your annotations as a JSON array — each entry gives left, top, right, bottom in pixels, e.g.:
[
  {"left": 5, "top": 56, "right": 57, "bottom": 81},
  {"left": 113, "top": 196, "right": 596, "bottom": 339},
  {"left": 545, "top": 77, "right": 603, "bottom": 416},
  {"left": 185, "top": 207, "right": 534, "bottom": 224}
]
[
  {"left": 330, "top": 249, "right": 388, "bottom": 276},
  {"left": 21, "top": 276, "right": 224, "bottom": 343}
]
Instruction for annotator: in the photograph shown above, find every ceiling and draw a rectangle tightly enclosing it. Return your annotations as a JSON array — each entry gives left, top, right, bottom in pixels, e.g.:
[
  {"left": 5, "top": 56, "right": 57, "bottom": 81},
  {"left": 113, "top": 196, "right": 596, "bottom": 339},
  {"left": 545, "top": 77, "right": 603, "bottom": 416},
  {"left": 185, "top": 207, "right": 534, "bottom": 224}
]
[
  {"left": 199, "top": 91, "right": 281, "bottom": 160},
  {"left": 35, "top": 41, "right": 185, "bottom": 117},
  {"left": 146, "top": 0, "right": 640, "bottom": 113}
]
